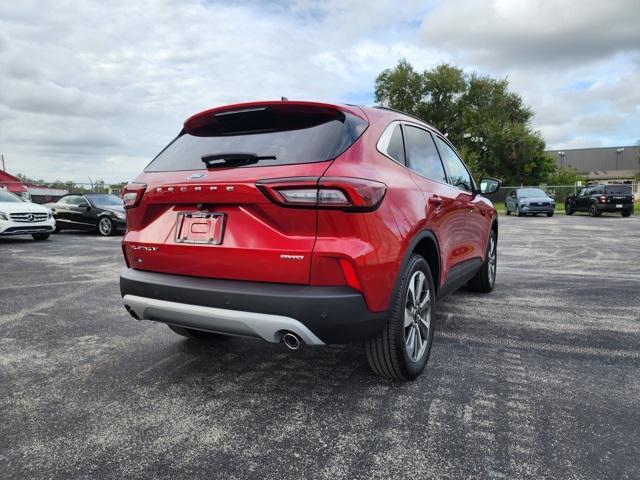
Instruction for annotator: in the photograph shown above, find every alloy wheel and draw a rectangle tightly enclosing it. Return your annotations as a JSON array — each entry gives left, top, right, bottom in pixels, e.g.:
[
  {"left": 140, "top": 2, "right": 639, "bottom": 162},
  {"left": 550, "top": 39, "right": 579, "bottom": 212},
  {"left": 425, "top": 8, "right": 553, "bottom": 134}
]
[
  {"left": 487, "top": 235, "right": 497, "bottom": 287},
  {"left": 404, "top": 271, "right": 431, "bottom": 362},
  {"left": 98, "top": 218, "right": 112, "bottom": 236}
]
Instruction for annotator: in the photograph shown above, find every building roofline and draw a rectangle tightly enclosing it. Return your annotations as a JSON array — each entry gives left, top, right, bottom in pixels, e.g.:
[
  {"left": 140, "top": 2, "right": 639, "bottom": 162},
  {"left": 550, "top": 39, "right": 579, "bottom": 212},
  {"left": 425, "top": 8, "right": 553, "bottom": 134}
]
[{"left": 546, "top": 145, "right": 639, "bottom": 152}]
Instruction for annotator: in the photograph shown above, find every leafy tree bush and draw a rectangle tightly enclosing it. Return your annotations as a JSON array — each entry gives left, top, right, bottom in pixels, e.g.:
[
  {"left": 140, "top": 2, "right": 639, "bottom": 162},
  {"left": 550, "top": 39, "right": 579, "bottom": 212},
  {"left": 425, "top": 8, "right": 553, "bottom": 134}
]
[{"left": 375, "top": 60, "right": 556, "bottom": 185}]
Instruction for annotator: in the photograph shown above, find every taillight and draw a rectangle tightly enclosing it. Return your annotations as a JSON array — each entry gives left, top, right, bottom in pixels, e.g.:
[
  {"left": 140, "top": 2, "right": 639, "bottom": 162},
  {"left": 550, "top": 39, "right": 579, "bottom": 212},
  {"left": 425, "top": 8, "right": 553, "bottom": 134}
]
[
  {"left": 257, "top": 177, "right": 387, "bottom": 212},
  {"left": 599, "top": 195, "right": 607, "bottom": 204},
  {"left": 122, "top": 183, "right": 147, "bottom": 209}
]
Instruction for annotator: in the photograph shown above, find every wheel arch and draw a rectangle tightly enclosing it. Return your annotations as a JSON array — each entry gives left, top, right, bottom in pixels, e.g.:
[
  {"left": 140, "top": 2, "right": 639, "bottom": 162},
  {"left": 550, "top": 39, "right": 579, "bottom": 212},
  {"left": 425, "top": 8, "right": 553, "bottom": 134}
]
[{"left": 389, "top": 229, "right": 441, "bottom": 311}]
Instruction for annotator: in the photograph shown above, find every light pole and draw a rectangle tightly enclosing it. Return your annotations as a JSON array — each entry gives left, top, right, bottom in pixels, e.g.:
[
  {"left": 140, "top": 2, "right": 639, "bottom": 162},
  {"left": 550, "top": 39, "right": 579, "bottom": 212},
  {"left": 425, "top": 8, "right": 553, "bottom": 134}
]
[
  {"left": 616, "top": 148, "right": 624, "bottom": 170},
  {"left": 559, "top": 151, "right": 565, "bottom": 168}
]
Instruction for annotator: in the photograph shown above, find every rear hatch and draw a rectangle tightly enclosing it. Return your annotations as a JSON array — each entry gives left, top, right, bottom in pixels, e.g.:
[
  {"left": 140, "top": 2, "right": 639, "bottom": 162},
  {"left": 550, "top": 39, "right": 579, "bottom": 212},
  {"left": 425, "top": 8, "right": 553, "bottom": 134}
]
[
  {"left": 603, "top": 185, "right": 633, "bottom": 205},
  {"left": 123, "top": 101, "right": 368, "bottom": 284}
]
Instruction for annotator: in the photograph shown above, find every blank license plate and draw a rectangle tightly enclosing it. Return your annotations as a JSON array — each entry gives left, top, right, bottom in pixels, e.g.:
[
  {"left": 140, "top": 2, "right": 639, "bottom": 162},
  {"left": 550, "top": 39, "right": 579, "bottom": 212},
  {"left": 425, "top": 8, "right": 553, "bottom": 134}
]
[
  {"left": 174, "top": 212, "right": 225, "bottom": 245},
  {"left": 616, "top": 204, "right": 623, "bottom": 208}
]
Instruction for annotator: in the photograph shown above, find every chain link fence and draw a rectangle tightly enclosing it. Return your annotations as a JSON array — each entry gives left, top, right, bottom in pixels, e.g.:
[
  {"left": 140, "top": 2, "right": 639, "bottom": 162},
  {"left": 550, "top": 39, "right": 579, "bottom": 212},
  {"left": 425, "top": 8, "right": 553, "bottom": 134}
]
[{"left": 490, "top": 181, "right": 638, "bottom": 205}]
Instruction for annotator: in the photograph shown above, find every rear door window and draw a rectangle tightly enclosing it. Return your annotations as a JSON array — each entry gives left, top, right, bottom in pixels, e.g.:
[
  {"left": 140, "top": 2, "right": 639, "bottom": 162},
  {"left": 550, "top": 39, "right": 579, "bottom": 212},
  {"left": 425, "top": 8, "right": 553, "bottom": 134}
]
[
  {"left": 404, "top": 126, "right": 447, "bottom": 183},
  {"left": 146, "top": 107, "right": 367, "bottom": 172},
  {"left": 605, "top": 185, "right": 631, "bottom": 195},
  {"left": 60, "top": 196, "right": 84, "bottom": 205}
]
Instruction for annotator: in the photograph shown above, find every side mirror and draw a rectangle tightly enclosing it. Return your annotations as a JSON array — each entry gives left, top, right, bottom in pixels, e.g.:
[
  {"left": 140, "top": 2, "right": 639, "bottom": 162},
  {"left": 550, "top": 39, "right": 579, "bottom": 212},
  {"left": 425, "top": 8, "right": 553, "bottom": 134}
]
[
  {"left": 78, "top": 203, "right": 91, "bottom": 210},
  {"left": 478, "top": 177, "right": 501, "bottom": 195}
]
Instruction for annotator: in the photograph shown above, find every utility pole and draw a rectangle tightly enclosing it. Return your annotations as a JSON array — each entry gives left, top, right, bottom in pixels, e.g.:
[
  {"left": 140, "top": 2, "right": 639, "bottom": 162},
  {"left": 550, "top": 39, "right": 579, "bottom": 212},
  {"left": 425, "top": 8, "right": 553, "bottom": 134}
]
[{"left": 1, "top": 154, "right": 5, "bottom": 171}]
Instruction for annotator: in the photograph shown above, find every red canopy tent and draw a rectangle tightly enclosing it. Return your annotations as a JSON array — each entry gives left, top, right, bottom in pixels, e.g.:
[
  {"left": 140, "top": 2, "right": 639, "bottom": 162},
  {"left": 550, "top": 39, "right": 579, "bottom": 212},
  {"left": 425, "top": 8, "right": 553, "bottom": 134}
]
[{"left": 0, "top": 169, "right": 29, "bottom": 199}]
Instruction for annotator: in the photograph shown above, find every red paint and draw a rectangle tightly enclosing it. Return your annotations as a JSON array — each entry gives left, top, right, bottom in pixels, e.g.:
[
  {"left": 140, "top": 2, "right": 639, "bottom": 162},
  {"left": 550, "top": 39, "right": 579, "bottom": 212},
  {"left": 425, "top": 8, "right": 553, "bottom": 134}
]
[{"left": 122, "top": 101, "right": 497, "bottom": 313}]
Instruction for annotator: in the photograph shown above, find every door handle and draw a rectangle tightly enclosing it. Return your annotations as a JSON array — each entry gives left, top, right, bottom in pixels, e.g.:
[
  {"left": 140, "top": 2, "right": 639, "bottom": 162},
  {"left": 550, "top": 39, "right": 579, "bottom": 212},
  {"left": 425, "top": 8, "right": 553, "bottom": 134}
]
[{"left": 429, "top": 195, "right": 442, "bottom": 206}]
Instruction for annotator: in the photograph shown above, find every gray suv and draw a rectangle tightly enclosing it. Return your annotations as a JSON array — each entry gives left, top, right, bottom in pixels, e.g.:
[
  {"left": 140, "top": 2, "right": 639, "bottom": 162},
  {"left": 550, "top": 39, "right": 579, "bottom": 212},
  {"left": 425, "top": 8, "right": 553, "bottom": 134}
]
[{"left": 505, "top": 188, "right": 555, "bottom": 217}]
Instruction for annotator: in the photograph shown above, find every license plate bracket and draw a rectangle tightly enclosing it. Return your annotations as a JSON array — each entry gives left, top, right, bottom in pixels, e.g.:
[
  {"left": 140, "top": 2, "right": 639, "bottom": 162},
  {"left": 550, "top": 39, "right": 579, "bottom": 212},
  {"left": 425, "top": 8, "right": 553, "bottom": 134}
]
[{"left": 174, "top": 212, "right": 225, "bottom": 245}]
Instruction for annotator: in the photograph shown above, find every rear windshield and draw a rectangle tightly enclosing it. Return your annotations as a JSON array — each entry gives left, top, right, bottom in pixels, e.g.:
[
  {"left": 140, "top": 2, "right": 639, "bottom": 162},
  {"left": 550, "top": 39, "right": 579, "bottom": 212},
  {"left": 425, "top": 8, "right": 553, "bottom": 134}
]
[
  {"left": 604, "top": 185, "right": 631, "bottom": 195},
  {"left": 146, "top": 109, "right": 367, "bottom": 172}
]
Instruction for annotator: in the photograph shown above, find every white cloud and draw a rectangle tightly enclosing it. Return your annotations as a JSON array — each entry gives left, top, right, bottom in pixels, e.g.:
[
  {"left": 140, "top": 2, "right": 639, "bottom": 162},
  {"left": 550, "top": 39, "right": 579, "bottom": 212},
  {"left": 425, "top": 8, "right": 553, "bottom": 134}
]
[
  {"left": 0, "top": 0, "right": 637, "bottom": 182},
  {"left": 419, "top": 0, "right": 640, "bottom": 149}
]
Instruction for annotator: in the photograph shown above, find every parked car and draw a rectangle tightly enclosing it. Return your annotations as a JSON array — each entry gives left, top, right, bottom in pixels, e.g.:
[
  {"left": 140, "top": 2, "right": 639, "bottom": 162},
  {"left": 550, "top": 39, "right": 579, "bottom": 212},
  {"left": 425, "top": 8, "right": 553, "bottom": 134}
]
[
  {"left": 119, "top": 101, "right": 500, "bottom": 381},
  {"left": 565, "top": 184, "right": 634, "bottom": 217},
  {"left": 505, "top": 188, "right": 555, "bottom": 217},
  {"left": 46, "top": 193, "right": 126, "bottom": 236},
  {"left": 0, "top": 189, "right": 55, "bottom": 240}
]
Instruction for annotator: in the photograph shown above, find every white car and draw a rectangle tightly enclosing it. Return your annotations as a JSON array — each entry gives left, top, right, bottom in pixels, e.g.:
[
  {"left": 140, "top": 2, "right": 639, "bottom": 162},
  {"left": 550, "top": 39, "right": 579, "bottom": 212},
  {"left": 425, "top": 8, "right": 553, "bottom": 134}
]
[{"left": 0, "top": 190, "right": 56, "bottom": 240}]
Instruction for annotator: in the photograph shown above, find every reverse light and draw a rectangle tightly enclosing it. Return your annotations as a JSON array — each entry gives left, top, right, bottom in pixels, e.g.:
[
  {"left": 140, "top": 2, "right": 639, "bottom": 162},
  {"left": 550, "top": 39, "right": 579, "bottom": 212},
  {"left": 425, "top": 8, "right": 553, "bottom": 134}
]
[
  {"left": 122, "top": 183, "right": 147, "bottom": 209},
  {"left": 257, "top": 177, "right": 387, "bottom": 212}
]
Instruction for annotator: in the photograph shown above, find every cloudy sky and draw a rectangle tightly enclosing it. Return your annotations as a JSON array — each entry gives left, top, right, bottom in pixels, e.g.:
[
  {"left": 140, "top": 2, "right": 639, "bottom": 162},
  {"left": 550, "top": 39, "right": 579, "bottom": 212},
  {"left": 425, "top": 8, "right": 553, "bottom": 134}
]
[{"left": 1, "top": 0, "right": 639, "bottom": 183}]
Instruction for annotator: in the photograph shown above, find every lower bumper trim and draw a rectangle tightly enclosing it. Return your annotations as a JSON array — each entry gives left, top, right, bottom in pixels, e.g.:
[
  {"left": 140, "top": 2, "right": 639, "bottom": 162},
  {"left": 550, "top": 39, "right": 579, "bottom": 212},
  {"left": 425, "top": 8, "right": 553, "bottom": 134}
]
[
  {"left": 120, "top": 268, "right": 388, "bottom": 344},
  {"left": 124, "top": 294, "right": 326, "bottom": 345},
  {"left": 0, "top": 226, "right": 54, "bottom": 236}
]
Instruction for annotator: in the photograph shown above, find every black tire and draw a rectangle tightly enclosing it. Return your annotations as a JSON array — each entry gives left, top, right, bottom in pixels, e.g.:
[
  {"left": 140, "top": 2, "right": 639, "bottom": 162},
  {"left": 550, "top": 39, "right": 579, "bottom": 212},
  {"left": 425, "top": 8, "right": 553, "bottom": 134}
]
[
  {"left": 588, "top": 204, "right": 601, "bottom": 217},
  {"left": 467, "top": 229, "right": 497, "bottom": 293},
  {"left": 167, "top": 325, "right": 225, "bottom": 340},
  {"left": 546, "top": 211, "right": 554, "bottom": 217},
  {"left": 621, "top": 210, "right": 631, "bottom": 217},
  {"left": 516, "top": 206, "right": 524, "bottom": 217},
  {"left": 365, "top": 255, "right": 435, "bottom": 381},
  {"left": 565, "top": 203, "right": 573, "bottom": 215},
  {"left": 505, "top": 204, "right": 511, "bottom": 215},
  {"left": 32, "top": 233, "right": 50, "bottom": 241},
  {"left": 54, "top": 224, "right": 62, "bottom": 233},
  {"left": 97, "top": 217, "right": 114, "bottom": 236}
]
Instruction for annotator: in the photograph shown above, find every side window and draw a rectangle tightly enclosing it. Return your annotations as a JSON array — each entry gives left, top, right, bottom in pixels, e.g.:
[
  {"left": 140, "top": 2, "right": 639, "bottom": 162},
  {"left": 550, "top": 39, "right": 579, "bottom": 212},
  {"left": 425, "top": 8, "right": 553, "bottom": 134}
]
[
  {"left": 404, "top": 126, "right": 447, "bottom": 183},
  {"left": 386, "top": 125, "right": 405, "bottom": 164},
  {"left": 63, "top": 195, "right": 83, "bottom": 205},
  {"left": 435, "top": 137, "right": 474, "bottom": 192}
]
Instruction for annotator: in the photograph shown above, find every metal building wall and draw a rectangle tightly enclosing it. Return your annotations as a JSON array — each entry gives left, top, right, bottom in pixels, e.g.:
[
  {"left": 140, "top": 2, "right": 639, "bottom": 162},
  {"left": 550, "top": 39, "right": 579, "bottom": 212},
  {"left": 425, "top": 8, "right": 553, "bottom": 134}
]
[{"left": 546, "top": 146, "right": 639, "bottom": 172}]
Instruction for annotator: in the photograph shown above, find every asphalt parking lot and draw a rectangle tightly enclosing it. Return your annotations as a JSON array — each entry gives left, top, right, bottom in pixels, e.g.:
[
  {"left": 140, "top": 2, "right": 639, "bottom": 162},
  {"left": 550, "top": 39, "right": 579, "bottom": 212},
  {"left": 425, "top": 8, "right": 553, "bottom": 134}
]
[{"left": 1, "top": 214, "right": 639, "bottom": 480}]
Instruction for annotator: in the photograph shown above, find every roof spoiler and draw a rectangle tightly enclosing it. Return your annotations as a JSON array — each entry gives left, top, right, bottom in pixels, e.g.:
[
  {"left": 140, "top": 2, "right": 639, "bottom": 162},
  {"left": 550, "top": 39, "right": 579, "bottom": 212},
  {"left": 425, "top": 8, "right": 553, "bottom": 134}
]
[{"left": 183, "top": 101, "right": 368, "bottom": 137}]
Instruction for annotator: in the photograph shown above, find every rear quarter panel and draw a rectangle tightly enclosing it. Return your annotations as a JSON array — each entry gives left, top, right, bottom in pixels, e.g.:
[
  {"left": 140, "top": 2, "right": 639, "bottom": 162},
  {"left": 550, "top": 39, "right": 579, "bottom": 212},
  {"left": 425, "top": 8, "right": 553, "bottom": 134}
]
[{"left": 319, "top": 111, "right": 443, "bottom": 312}]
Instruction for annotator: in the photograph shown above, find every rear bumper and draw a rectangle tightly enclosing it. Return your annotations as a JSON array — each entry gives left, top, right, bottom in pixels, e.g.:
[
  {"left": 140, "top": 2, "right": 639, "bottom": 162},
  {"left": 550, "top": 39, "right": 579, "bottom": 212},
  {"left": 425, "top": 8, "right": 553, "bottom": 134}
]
[
  {"left": 595, "top": 204, "right": 634, "bottom": 212},
  {"left": 119, "top": 268, "right": 387, "bottom": 344}
]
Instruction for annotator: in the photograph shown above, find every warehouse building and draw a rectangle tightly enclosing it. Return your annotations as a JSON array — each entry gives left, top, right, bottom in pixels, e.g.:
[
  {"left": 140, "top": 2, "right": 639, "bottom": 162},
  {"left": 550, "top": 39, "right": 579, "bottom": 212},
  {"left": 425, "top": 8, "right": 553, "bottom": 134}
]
[{"left": 546, "top": 145, "right": 639, "bottom": 197}]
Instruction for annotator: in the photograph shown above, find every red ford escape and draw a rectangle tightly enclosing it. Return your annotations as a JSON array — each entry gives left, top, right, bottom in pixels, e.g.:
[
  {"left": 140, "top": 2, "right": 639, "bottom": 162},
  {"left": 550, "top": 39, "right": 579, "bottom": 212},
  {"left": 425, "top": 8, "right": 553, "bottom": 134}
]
[{"left": 120, "top": 101, "right": 500, "bottom": 381}]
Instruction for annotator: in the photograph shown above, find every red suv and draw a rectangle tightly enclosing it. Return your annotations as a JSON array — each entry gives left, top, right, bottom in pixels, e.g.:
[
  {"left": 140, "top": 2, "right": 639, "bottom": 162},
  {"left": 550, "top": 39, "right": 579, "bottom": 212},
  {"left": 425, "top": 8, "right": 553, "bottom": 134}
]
[{"left": 120, "top": 101, "right": 500, "bottom": 380}]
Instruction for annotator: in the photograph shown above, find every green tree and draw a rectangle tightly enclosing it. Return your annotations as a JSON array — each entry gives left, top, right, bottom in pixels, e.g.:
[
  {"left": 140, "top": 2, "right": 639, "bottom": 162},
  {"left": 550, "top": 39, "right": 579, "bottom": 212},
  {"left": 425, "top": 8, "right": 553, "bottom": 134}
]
[
  {"left": 374, "top": 59, "right": 424, "bottom": 116},
  {"left": 374, "top": 60, "right": 555, "bottom": 185},
  {"left": 546, "top": 166, "right": 584, "bottom": 185}
]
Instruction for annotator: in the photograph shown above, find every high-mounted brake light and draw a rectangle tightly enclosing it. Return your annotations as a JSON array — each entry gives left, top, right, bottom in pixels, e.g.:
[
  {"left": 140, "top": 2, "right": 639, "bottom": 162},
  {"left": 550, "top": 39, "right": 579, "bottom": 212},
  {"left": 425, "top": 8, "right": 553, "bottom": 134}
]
[
  {"left": 257, "top": 177, "right": 387, "bottom": 212},
  {"left": 122, "top": 183, "right": 147, "bottom": 209}
]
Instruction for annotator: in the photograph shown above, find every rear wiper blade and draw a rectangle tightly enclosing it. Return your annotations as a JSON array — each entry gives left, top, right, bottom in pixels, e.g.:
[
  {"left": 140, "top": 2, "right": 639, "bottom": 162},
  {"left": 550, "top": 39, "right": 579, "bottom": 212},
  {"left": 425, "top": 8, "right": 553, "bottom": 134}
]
[{"left": 200, "top": 153, "right": 276, "bottom": 169}]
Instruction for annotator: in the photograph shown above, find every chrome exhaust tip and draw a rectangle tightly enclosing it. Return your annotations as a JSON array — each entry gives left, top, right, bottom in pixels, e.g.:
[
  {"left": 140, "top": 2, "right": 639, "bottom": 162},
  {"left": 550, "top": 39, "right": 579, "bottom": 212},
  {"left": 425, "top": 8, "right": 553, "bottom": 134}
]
[
  {"left": 283, "top": 332, "right": 302, "bottom": 350},
  {"left": 125, "top": 304, "right": 140, "bottom": 320}
]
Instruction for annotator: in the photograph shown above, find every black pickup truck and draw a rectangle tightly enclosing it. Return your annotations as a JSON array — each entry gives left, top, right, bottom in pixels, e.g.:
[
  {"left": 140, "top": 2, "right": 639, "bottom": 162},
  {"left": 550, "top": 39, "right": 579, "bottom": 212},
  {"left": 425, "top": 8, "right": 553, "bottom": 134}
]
[{"left": 565, "top": 184, "right": 634, "bottom": 217}]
